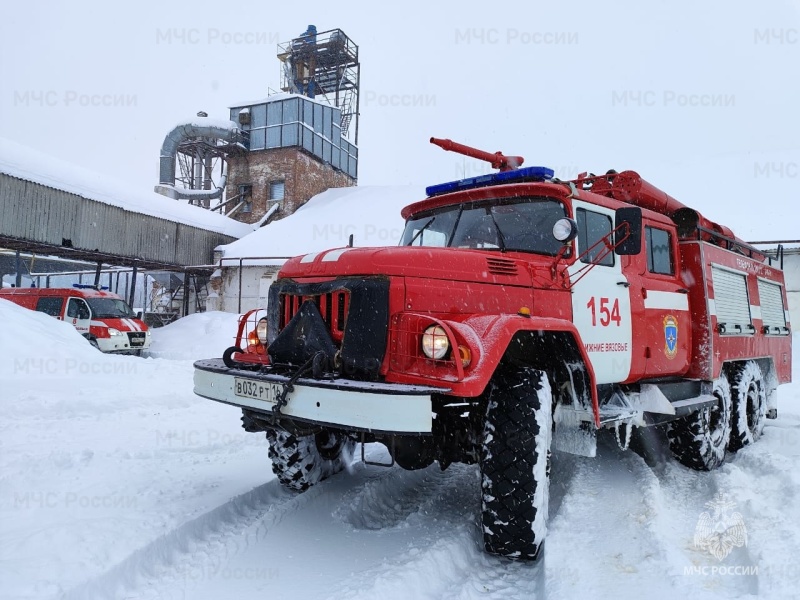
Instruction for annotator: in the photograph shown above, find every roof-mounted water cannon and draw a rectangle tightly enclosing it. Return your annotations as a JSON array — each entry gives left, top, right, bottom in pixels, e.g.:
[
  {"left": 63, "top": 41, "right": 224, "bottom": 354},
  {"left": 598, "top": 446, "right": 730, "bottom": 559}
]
[{"left": 430, "top": 137, "right": 524, "bottom": 172}]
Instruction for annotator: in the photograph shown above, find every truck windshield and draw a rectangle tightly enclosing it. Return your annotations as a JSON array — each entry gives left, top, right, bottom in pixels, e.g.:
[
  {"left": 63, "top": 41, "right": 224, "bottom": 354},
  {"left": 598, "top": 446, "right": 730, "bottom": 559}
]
[
  {"left": 86, "top": 298, "right": 136, "bottom": 319},
  {"left": 401, "top": 196, "right": 567, "bottom": 255}
]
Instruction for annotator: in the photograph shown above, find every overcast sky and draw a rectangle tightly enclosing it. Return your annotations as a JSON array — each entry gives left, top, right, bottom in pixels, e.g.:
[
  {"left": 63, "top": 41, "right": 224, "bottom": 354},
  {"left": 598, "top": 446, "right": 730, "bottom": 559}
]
[{"left": 1, "top": 0, "right": 798, "bottom": 240}]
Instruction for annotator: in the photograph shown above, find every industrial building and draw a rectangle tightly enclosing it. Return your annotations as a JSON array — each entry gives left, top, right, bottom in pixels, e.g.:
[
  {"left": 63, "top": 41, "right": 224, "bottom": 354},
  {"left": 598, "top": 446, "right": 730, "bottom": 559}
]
[
  {"left": 154, "top": 26, "right": 360, "bottom": 227},
  {"left": 1, "top": 25, "right": 363, "bottom": 322}
]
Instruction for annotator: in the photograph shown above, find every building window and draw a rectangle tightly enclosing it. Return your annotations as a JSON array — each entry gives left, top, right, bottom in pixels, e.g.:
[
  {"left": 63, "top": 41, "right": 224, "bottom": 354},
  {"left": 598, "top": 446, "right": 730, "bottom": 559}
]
[
  {"left": 646, "top": 226, "right": 674, "bottom": 275},
  {"left": 577, "top": 208, "right": 614, "bottom": 266},
  {"left": 241, "top": 201, "right": 252, "bottom": 213},
  {"left": 269, "top": 181, "right": 285, "bottom": 202}
]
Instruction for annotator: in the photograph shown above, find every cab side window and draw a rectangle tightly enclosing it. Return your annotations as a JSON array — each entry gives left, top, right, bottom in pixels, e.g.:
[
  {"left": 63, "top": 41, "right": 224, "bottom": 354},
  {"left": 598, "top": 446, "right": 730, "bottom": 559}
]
[
  {"left": 35, "top": 297, "right": 63, "bottom": 317},
  {"left": 67, "top": 298, "right": 90, "bottom": 319},
  {"left": 646, "top": 226, "right": 674, "bottom": 275},
  {"left": 577, "top": 208, "right": 614, "bottom": 266}
]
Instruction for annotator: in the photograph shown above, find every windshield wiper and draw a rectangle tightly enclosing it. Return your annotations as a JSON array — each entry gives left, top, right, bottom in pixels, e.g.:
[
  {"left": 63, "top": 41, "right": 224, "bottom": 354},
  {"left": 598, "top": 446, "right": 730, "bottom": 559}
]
[{"left": 407, "top": 216, "right": 436, "bottom": 246}]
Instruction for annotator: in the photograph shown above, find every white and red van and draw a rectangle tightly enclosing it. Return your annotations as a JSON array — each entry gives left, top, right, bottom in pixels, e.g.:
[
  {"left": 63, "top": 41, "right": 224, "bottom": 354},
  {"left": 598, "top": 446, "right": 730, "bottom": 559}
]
[{"left": 0, "top": 286, "right": 151, "bottom": 354}]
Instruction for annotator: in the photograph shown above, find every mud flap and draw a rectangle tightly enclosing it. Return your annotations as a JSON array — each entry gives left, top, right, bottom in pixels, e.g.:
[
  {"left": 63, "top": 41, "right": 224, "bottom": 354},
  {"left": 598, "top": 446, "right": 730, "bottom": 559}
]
[{"left": 553, "top": 404, "right": 597, "bottom": 457}]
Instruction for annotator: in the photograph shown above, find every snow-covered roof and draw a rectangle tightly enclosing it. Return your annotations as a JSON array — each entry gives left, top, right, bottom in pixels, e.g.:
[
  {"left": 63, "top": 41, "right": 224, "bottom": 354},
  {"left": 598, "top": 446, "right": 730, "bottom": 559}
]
[
  {"left": 0, "top": 138, "right": 252, "bottom": 239},
  {"left": 218, "top": 185, "right": 424, "bottom": 263},
  {"left": 166, "top": 117, "right": 240, "bottom": 132},
  {"left": 229, "top": 91, "right": 338, "bottom": 110}
]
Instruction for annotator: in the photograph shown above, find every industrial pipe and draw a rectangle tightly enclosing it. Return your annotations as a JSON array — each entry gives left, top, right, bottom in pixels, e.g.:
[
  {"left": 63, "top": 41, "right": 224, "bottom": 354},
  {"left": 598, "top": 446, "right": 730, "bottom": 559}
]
[{"left": 156, "top": 118, "right": 245, "bottom": 200}]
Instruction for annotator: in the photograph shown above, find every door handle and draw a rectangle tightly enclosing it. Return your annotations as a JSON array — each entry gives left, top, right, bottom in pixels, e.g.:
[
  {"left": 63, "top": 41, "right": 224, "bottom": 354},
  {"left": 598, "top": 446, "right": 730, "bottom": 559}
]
[{"left": 617, "top": 281, "right": 630, "bottom": 288}]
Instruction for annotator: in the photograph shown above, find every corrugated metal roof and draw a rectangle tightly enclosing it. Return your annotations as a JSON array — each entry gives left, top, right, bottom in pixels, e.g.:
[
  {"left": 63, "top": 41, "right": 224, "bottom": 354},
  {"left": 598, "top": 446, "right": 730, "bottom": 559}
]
[{"left": 0, "top": 173, "right": 236, "bottom": 269}]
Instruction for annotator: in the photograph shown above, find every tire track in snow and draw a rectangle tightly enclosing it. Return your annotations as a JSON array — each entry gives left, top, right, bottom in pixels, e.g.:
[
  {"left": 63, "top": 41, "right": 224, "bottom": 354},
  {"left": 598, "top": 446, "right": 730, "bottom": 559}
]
[
  {"left": 64, "top": 447, "right": 475, "bottom": 600},
  {"left": 59, "top": 478, "right": 326, "bottom": 600},
  {"left": 543, "top": 435, "right": 691, "bottom": 599},
  {"left": 325, "top": 462, "right": 491, "bottom": 600},
  {"left": 333, "top": 462, "right": 467, "bottom": 531}
]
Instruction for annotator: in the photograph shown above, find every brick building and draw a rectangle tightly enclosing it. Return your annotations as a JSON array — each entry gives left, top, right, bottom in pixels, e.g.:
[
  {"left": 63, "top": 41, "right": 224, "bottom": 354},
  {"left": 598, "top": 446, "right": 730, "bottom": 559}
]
[{"left": 226, "top": 93, "right": 357, "bottom": 225}]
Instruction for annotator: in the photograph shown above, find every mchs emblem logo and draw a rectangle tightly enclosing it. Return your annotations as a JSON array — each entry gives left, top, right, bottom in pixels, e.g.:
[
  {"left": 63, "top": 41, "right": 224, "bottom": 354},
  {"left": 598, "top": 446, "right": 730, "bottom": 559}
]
[
  {"left": 694, "top": 493, "right": 748, "bottom": 561},
  {"left": 664, "top": 315, "right": 678, "bottom": 359}
]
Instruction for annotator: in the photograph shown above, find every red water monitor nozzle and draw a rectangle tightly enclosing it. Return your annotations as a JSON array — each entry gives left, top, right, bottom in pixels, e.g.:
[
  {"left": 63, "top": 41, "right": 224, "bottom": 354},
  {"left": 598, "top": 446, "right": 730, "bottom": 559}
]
[{"left": 430, "top": 137, "right": 524, "bottom": 172}]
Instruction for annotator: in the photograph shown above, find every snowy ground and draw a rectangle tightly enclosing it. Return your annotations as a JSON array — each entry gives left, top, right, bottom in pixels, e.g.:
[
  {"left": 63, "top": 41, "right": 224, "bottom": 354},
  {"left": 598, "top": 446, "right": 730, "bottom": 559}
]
[{"left": 1, "top": 299, "right": 798, "bottom": 600}]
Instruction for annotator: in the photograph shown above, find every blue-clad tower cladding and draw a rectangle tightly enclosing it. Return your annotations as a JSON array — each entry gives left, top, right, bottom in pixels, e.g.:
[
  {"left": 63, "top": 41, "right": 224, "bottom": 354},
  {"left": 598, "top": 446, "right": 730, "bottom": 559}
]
[{"left": 226, "top": 26, "right": 360, "bottom": 225}]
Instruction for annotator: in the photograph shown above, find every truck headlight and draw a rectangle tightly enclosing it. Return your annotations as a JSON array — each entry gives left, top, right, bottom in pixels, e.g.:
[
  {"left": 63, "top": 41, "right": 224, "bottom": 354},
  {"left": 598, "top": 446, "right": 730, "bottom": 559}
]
[
  {"left": 421, "top": 325, "right": 449, "bottom": 360},
  {"left": 108, "top": 328, "right": 123, "bottom": 337},
  {"left": 256, "top": 318, "right": 269, "bottom": 345}
]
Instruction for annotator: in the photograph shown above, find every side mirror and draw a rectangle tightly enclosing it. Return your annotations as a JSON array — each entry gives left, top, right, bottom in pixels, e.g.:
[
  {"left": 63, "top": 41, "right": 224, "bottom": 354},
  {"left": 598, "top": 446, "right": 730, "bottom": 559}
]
[
  {"left": 614, "top": 207, "right": 642, "bottom": 255},
  {"left": 136, "top": 311, "right": 143, "bottom": 320}
]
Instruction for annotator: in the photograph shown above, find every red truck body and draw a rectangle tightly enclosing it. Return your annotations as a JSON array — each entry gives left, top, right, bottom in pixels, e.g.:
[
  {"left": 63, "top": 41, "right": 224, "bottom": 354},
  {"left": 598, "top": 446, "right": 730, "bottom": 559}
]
[{"left": 194, "top": 139, "right": 791, "bottom": 560}]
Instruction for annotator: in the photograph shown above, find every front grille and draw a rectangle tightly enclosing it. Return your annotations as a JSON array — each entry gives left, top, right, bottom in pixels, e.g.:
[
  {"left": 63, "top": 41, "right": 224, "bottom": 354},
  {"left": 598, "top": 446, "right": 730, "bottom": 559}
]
[
  {"left": 281, "top": 291, "right": 350, "bottom": 344},
  {"left": 127, "top": 331, "right": 146, "bottom": 347},
  {"left": 268, "top": 278, "right": 391, "bottom": 380}
]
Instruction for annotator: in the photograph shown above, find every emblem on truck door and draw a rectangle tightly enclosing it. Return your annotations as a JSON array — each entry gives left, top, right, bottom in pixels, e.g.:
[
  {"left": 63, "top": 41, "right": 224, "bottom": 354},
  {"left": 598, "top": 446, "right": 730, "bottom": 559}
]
[{"left": 664, "top": 315, "right": 678, "bottom": 359}]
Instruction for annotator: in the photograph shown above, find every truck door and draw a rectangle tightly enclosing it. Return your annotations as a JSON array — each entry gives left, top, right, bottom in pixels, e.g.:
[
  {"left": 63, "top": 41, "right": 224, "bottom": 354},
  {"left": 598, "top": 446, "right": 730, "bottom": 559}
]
[
  {"left": 569, "top": 201, "right": 633, "bottom": 384},
  {"left": 66, "top": 297, "right": 91, "bottom": 336},
  {"left": 637, "top": 224, "right": 691, "bottom": 377}
]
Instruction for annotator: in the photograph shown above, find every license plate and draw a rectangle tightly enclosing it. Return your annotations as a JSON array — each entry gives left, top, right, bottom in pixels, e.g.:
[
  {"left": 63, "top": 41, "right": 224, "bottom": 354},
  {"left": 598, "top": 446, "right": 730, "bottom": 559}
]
[{"left": 233, "top": 378, "right": 280, "bottom": 404}]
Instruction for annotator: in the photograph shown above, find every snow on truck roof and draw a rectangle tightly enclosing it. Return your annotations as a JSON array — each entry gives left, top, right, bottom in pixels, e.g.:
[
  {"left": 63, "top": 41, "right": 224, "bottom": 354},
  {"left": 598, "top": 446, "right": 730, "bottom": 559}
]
[{"left": 0, "top": 138, "right": 252, "bottom": 239}]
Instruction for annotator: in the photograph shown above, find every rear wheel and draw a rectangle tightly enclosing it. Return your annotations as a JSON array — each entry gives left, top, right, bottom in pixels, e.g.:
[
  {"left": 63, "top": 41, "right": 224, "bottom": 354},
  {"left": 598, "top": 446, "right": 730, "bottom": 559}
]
[
  {"left": 480, "top": 366, "right": 552, "bottom": 560},
  {"left": 266, "top": 429, "right": 355, "bottom": 492},
  {"left": 728, "top": 361, "right": 767, "bottom": 451},
  {"left": 667, "top": 374, "right": 732, "bottom": 470}
]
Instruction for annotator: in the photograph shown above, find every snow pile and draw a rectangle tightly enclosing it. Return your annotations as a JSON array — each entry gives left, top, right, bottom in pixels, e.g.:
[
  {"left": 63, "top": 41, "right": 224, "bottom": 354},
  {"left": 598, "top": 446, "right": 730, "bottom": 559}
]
[
  {"left": 218, "top": 185, "right": 423, "bottom": 263},
  {"left": 0, "top": 298, "right": 115, "bottom": 369},
  {"left": 0, "top": 299, "right": 265, "bottom": 600},
  {"left": 0, "top": 138, "right": 252, "bottom": 239},
  {"left": 144, "top": 311, "right": 241, "bottom": 360}
]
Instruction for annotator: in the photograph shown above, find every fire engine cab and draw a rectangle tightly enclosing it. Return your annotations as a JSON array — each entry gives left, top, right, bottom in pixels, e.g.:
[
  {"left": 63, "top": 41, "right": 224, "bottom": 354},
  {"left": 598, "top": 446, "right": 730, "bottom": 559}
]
[
  {"left": 193, "top": 138, "right": 792, "bottom": 560},
  {"left": 0, "top": 285, "right": 151, "bottom": 354}
]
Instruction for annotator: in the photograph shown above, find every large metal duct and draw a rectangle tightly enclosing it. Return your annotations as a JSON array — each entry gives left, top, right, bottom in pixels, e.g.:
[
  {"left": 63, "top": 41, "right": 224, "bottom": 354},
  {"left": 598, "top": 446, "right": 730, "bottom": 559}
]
[{"left": 156, "top": 118, "right": 244, "bottom": 200}]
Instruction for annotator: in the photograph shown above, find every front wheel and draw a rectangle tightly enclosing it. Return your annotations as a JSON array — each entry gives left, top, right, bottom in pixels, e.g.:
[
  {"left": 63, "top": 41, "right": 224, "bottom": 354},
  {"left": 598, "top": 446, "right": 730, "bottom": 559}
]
[
  {"left": 480, "top": 366, "right": 553, "bottom": 560},
  {"left": 266, "top": 429, "right": 355, "bottom": 492}
]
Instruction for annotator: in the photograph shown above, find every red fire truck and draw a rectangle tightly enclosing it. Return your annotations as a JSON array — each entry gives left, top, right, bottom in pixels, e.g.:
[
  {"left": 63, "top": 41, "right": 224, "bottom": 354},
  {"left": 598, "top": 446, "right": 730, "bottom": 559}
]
[
  {"left": 0, "top": 286, "right": 151, "bottom": 354},
  {"left": 194, "top": 138, "right": 792, "bottom": 560}
]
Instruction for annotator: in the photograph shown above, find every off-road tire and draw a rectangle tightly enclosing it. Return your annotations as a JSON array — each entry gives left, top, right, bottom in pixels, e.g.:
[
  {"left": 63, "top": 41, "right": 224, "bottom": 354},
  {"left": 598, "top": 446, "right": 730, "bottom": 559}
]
[
  {"left": 728, "top": 361, "right": 767, "bottom": 451},
  {"left": 480, "top": 366, "right": 553, "bottom": 560},
  {"left": 266, "top": 429, "right": 355, "bottom": 492},
  {"left": 667, "top": 374, "right": 732, "bottom": 470}
]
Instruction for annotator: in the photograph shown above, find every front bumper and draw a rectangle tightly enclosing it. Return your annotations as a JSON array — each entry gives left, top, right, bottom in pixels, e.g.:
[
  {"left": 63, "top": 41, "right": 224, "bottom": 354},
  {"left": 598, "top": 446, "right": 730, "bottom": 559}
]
[
  {"left": 193, "top": 359, "right": 449, "bottom": 434},
  {"left": 96, "top": 334, "right": 150, "bottom": 353}
]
